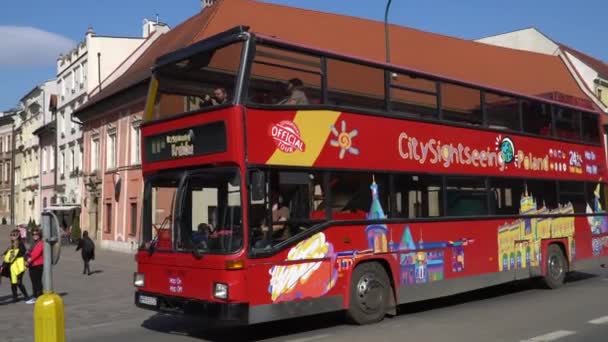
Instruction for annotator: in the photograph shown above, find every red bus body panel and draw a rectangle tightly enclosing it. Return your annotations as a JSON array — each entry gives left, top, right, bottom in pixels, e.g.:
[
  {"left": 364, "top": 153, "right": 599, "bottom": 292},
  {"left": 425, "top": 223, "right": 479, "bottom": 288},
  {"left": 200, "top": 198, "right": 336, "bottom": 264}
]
[
  {"left": 136, "top": 106, "right": 608, "bottom": 325},
  {"left": 245, "top": 108, "right": 606, "bottom": 181}
]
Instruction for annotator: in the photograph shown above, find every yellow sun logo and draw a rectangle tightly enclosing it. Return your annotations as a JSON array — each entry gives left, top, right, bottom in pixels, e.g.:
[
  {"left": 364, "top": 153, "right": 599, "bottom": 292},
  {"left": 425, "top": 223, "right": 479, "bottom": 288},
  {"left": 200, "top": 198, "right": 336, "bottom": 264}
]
[{"left": 330, "top": 120, "right": 359, "bottom": 159}]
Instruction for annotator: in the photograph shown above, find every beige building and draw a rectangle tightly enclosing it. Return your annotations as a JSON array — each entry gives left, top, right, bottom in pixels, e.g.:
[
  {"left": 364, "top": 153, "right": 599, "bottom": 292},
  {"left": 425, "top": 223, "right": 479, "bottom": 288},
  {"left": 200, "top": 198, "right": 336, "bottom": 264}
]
[
  {"left": 15, "top": 80, "right": 56, "bottom": 225},
  {"left": 54, "top": 23, "right": 168, "bottom": 235},
  {"left": 0, "top": 111, "right": 16, "bottom": 224}
]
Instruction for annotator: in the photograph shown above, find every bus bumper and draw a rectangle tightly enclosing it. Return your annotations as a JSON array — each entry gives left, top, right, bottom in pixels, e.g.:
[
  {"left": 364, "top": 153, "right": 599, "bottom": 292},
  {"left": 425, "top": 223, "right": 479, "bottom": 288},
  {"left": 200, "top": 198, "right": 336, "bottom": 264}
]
[{"left": 135, "top": 291, "right": 248, "bottom": 326}]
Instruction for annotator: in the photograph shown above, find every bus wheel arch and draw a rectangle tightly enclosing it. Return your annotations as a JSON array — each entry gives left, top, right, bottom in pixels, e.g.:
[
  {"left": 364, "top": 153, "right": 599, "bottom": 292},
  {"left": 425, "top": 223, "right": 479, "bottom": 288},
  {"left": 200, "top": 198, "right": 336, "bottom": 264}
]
[
  {"left": 345, "top": 259, "right": 396, "bottom": 325},
  {"left": 540, "top": 242, "right": 568, "bottom": 289}
]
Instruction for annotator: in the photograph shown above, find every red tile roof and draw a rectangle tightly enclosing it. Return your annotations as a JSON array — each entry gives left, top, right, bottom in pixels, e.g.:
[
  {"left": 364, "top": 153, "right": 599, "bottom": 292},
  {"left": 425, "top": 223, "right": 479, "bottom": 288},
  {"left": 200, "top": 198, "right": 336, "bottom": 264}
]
[{"left": 75, "top": 0, "right": 590, "bottom": 118}]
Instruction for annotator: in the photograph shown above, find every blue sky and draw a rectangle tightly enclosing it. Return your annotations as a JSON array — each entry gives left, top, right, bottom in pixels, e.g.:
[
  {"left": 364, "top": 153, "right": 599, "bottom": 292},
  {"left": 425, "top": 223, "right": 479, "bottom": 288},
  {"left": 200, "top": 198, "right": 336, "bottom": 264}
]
[{"left": 1, "top": 0, "right": 607, "bottom": 110}]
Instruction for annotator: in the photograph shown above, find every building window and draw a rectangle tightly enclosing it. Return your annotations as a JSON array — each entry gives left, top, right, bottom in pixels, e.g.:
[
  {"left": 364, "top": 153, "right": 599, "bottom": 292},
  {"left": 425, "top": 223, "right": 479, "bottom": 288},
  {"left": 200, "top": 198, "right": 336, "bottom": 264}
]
[
  {"left": 81, "top": 61, "right": 87, "bottom": 83},
  {"left": 42, "top": 148, "right": 47, "bottom": 173},
  {"left": 60, "top": 150, "right": 65, "bottom": 176},
  {"left": 70, "top": 147, "right": 75, "bottom": 173},
  {"left": 106, "top": 130, "right": 116, "bottom": 170},
  {"left": 130, "top": 202, "right": 138, "bottom": 236},
  {"left": 74, "top": 66, "right": 81, "bottom": 90},
  {"left": 5, "top": 162, "right": 9, "bottom": 183},
  {"left": 91, "top": 137, "right": 99, "bottom": 171},
  {"left": 131, "top": 119, "right": 141, "bottom": 165},
  {"left": 49, "top": 145, "right": 54, "bottom": 170},
  {"left": 60, "top": 111, "right": 65, "bottom": 135},
  {"left": 105, "top": 203, "right": 112, "bottom": 233}
]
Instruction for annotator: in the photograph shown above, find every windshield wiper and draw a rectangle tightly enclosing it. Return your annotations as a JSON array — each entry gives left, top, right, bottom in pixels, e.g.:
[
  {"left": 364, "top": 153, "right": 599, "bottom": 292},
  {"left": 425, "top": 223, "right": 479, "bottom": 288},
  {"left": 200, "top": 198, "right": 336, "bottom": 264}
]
[{"left": 148, "top": 214, "right": 172, "bottom": 256}]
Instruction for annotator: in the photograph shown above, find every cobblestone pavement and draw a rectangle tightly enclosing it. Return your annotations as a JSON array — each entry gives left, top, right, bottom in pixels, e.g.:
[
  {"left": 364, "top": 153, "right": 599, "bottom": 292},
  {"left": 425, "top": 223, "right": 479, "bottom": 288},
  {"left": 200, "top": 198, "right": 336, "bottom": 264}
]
[{"left": 0, "top": 225, "right": 146, "bottom": 341}]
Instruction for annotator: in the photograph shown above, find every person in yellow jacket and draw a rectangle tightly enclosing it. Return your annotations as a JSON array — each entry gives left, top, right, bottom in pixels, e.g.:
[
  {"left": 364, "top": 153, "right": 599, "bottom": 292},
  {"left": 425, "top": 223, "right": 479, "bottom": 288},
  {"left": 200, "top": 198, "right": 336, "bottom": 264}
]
[{"left": 0, "top": 229, "right": 30, "bottom": 303}]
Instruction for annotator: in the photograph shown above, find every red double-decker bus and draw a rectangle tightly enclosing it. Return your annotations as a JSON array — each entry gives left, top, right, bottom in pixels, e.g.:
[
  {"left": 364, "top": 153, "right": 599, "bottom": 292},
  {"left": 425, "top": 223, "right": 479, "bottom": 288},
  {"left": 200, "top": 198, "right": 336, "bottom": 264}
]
[{"left": 134, "top": 26, "right": 608, "bottom": 326}]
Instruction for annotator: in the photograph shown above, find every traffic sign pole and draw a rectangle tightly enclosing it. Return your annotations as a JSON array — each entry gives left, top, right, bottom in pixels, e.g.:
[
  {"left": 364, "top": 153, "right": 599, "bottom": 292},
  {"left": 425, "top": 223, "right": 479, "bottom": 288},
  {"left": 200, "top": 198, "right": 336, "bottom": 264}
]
[{"left": 34, "top": 211, "right": 65, "bottom": 342}]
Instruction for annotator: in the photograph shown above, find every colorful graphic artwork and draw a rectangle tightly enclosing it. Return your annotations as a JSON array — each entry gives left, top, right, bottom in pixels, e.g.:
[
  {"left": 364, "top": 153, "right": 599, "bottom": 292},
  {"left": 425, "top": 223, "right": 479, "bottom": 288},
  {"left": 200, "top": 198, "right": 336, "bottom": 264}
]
[
  {"left": 496, "top": 135, "right": 515, "bottom": 164},
  {"left": 587, "top": 183, "right": 608, "bottom": 256},
  {"left": 497, "top": 191, "right": 575, "bottom": 271},
  {"left": 393, "top": 226, "right": 474, "bottom": 285},
  {"left": 587, "top": 183, "right": 608, "bottom": 235},
  {"left": 364, "top": 179, "right": 474, "bottom": 285},
  {"left": 366, "top": 179, "right": 389, "bottom": 253},
  {"left": 268, "top": 232, "right": 338, "bottom": 302},
  {"left": 329, "top": 120, "right": 359, "bottom": 159}
]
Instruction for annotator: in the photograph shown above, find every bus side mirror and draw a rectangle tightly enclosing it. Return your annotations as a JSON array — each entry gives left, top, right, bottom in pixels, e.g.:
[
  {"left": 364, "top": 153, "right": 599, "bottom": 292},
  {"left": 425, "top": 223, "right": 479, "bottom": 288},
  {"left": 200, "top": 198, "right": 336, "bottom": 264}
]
[{"left": 250, "top": 171, "right": 264, "bottom": 201}]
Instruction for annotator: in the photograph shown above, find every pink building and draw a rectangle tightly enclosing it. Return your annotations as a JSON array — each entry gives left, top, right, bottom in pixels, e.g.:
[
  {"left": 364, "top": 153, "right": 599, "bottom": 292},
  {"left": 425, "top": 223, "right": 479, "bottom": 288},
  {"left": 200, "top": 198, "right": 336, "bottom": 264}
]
[{"left": 79, "top": 103, "right": 143, "bottom": 252}]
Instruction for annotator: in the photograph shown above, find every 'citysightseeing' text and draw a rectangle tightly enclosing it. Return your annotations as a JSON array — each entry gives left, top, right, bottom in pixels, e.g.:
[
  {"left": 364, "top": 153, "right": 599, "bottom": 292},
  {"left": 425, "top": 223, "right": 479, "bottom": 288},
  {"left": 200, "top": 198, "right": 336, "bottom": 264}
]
[{"left": 398, "top": 132, "right": 549, "bottom": 172}]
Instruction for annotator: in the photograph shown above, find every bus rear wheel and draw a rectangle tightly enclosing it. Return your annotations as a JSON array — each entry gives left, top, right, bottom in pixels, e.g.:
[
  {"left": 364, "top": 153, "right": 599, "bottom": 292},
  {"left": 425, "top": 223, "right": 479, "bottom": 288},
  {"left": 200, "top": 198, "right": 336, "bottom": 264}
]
[
  {"left": 541, "top": 244, "right": 567, "bottom": 289},
  {"left": 346, "top": 262, "right": 391, "bottom": 325}
]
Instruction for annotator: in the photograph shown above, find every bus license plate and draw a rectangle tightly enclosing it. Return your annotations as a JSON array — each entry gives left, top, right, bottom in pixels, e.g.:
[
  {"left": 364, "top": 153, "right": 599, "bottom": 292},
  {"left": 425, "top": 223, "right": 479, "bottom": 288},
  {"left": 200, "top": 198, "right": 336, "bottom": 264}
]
[{"left": 139, "top": 295, "right": 157, "bottom": 306}]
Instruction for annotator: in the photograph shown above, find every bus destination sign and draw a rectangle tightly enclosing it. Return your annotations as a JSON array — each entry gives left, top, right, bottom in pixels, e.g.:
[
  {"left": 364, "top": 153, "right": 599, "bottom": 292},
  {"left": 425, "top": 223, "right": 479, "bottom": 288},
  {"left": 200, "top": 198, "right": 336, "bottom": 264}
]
[{"left": 144, "top": 121, "right": 227, "bottom": 162}]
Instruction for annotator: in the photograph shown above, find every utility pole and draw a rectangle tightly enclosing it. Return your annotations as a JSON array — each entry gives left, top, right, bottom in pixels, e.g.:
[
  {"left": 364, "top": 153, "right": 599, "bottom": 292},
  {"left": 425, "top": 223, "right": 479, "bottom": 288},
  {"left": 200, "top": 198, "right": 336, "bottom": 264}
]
[
  {"left": 384, "top": 0, "right": 393, "bottom": 63},
  {"left": 34, "top": 211, "right": 65, "bottom": 342}
]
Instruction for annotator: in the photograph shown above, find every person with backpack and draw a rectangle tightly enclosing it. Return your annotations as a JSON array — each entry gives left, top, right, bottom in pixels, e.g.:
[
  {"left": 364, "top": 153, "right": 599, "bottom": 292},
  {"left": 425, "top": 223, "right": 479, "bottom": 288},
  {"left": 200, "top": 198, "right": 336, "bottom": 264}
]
[
  {"left": 1, "top": 229, "right": 31, "bottom": 302},
  {"left": 76, "top": 230, "right": 95, "bottom": 275}
]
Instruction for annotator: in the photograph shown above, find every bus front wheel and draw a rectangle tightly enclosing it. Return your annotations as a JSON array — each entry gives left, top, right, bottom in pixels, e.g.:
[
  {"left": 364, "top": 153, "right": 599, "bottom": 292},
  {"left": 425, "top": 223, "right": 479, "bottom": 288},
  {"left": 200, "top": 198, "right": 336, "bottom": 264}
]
[
  {"left": 541, "top": 244, "right": 567, "bottom": 289},
  {"left": 346, "top": 262, "right": 390, "bottom": 325}
]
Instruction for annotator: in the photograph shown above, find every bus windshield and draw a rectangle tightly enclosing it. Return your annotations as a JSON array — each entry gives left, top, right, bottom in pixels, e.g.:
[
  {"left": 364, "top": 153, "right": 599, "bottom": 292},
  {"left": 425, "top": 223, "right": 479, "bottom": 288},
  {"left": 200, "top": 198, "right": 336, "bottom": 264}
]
[
  {"left": 142, "top": 168, "right": 243, "bottom": 254},
  {"left": 177, "top": 168, "right": 243, "bottom": 254},
  {"left": 141, "top": 174, "right": 179, "bottom": 249},
  {"left": 144, "top": 41, "right": 244, "bottom": 122}
]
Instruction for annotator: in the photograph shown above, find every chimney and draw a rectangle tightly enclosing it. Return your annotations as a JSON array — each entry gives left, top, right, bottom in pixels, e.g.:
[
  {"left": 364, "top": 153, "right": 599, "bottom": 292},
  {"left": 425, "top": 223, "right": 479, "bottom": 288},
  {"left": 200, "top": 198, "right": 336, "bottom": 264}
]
[
  {"left": 85, "top": 25, "right": 95, "bottom": 38},
  {"left": 142, "top": 14, "right": 170, "bottom": 38},
  {"left": 201, "top": 0, "right": 215, "bottom": 10},
  {"left": 143, "top": 18, "right": 154, "bottom": 38}
]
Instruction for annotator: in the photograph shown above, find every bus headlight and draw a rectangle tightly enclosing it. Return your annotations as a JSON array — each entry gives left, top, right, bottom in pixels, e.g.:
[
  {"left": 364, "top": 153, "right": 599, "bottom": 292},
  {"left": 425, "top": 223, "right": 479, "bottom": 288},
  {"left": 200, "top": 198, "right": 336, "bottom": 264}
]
[
  {"left": 214, "top": 282, "right": 228, "bottom": 300},
  {"left": 134, "top": 273, "right": 145, "bottom": 287}
]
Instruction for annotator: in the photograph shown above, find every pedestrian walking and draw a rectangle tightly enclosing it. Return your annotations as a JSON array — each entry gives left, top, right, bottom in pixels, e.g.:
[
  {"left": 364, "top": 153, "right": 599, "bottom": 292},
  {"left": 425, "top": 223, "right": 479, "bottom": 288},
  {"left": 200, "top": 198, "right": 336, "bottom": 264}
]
[
  {"left": 76, "top": 230, "right": 95, "bottom": 275},
  {"left": 25, "top": 228, "right": 43, "bottom": 303},
  {"left": 0, "top": 229, "right": 30, "bottom": 302}
]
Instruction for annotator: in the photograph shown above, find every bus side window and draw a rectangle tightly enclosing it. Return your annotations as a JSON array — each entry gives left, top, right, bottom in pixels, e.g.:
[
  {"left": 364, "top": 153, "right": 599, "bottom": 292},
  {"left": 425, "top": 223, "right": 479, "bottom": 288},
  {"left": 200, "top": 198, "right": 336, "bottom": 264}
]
[
  {"left": 526, "top": 179, "right": 558, "bottom": 210},
  {"left": 445, "top": 177, "right": 488, "bottom": 217},
  {"left": 328, "top": 172, "right": 389, "bottom": 220},
  {"left": 490, "top": 178, "right": 523, "bottom": 215},
  {"left": 247, "top": 45, "right": 322, "bottom": 106},
  {"left": 559, "top": 181, "right": 586, "bottom": 213},
  {"left": 392, "top": 174, "right": 442, "bottom": 218}
]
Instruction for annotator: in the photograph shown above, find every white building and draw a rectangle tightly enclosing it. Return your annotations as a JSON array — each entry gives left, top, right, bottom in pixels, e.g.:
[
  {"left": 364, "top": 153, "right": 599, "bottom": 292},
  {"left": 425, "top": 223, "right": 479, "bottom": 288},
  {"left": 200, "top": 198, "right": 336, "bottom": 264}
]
[
  {"left": 476, "top": 28, "right": 608, "bottom": 113},
  {"left": 15, "top": 80, "right": 57, "bottom": 225},
  {"left": 54, "top": 23, "right": 168, "bottom": 227}
]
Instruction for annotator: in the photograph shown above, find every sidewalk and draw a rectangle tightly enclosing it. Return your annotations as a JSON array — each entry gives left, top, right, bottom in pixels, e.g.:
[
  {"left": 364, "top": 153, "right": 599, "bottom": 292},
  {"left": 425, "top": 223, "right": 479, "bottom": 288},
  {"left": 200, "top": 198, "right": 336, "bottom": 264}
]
[{"left": 0, "top": 226, "right": 147, "bottom": 341}]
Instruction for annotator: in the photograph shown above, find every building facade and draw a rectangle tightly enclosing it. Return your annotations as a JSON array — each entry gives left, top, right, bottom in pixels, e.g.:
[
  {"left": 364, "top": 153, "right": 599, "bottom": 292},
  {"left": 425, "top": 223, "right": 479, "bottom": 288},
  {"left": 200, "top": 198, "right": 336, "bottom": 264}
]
[
  {"left": 55, "top": 26, "right": 155, "bottom": 231},
  {"left": 0, "top": 112, "right": 16, "bottom": 224},
  {"left": 76, "top": 20, "right": 169, "bottom": 249},
  {"left": 33, "top": 94, "right": 58, "bottom": 216},
  {"left": 82, "top": 106, "right": 143, "bottom": 252},
  {"left": 15, "top": 80, "right": 56, "bottom": 225}
]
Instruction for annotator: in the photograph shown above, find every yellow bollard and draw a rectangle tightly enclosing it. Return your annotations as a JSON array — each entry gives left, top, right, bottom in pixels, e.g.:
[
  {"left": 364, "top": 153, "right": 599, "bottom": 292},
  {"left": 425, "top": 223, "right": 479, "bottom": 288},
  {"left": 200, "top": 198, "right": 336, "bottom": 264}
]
[{"left": 34, "top": 291, "right": 65, "bottom": 342}]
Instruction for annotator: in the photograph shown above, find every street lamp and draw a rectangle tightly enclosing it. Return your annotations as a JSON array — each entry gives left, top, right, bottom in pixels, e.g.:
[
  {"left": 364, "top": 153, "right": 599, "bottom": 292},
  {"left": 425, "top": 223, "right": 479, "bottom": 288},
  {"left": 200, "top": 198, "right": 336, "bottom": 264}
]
[{"left": 384, "top": 0, "right": 393, "bottom": 63}]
